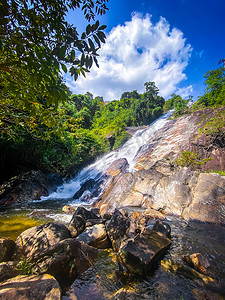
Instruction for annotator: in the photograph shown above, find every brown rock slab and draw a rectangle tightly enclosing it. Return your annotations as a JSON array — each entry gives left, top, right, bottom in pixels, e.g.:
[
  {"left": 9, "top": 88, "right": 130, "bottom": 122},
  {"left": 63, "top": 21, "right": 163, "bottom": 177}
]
[
  {"left": 0, "top": 274, "right": 61, "bottom": 299},
  {"left": 0, "top": 170, "right": 49, "bottom": 206},
  {"left": 106, "top": 158, "right": 129, "bottom": 177}
]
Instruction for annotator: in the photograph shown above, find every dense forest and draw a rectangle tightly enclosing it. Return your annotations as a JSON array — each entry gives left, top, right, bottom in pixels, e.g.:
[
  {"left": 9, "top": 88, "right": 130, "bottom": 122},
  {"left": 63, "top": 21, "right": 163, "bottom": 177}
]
[{"left": 0, "top": 79, "right": 165, "bottom": 182}]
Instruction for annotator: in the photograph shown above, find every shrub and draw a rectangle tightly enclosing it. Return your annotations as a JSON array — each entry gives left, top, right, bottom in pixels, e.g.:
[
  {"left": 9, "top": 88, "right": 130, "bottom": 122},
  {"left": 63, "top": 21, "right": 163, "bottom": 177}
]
[{"left": 174, "top": 151, "right": 212, "bottom": 170}]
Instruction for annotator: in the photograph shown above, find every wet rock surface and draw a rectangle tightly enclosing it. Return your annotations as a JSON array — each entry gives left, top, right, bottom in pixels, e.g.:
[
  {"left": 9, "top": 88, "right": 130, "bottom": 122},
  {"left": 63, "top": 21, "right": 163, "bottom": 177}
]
[
  {"left": 0, "top": 170, "right": 50, "bottom": 206},
  {"left": 68, "top": 215, "right": 86, "bottom": 238},
  {"left": 72, "top": 206, "right": 99, "bottom": 221},
  {"left": 0, "top": 206, "right": 225, "bottom": 300},
  {"left": 118, "top": 231, "right": 171, "bottom": 275},
  {"left": 105, "top": 209, "right": 130, "bottom": 252},
  {"left": 106, "top": 158, "right": 129, "bottom": 177}
]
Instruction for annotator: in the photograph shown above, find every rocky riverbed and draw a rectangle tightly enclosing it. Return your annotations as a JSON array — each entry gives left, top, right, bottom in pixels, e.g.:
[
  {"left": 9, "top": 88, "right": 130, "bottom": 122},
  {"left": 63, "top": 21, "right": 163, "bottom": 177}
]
[
  {"left": 0, "top": 205, "right": 225, "bottom": 299},
  {"left": 0, "top": 108, "right": 225, "bottom": 299}
]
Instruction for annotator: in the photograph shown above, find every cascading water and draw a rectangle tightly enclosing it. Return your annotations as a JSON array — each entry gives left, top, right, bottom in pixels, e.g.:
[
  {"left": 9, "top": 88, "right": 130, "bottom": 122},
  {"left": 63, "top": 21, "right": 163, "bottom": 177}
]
[{"left": 40, "top": 111, "right": 171, "bottom": 204}]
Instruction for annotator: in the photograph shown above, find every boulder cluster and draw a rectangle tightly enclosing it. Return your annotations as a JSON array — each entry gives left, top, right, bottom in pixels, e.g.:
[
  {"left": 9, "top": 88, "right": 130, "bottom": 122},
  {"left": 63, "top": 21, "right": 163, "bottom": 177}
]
[{"left": 0, "top": 205, "right": 172, "bottom": 298}]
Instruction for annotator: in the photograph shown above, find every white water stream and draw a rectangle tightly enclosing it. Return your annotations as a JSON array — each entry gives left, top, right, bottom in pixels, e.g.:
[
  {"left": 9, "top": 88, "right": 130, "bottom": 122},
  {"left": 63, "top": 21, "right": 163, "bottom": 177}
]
[{"left": 41, "top": 111, "right": 171, "bottom": 204}]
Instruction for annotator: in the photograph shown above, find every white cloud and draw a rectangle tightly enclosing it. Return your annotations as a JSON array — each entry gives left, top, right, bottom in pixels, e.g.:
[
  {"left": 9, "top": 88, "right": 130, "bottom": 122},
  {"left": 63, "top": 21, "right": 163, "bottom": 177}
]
[
  {"left": 176, "top": 85, "right": 193, "bottom": 99},
  {"left": 67, "top": 13, "right": 192, "bottom": 101}
]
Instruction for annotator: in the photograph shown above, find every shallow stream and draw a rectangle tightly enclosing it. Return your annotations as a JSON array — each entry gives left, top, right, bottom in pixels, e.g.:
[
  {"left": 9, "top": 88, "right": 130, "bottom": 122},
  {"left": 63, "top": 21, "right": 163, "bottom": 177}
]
[{"left": 0, "top": 207, "right": 224, "bottom": 299}]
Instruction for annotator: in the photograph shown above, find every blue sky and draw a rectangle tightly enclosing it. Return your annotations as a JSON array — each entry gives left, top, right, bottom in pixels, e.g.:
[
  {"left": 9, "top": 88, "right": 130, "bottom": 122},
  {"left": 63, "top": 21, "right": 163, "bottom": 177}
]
[{"left": 66, "top": 0, "right": 225, "bottom": 101}]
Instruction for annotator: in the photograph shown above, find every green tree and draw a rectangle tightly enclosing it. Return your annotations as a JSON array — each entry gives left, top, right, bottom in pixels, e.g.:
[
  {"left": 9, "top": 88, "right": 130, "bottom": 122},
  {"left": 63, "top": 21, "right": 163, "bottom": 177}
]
[
  {"left": 194, "top": 67, "right": 225, "bottom": 108},
  {"left": 0, "top": 0, "right": 108, "bottom": 107},
  {"left": 163, "top": 94, "right": 189, "bottom": 117}
]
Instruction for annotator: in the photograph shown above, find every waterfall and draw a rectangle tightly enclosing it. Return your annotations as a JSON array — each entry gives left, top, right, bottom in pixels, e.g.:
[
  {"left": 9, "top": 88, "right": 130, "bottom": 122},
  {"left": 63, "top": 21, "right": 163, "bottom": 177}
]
[{"left": 40, "top": 111, "right": 171, "bottom": 204}]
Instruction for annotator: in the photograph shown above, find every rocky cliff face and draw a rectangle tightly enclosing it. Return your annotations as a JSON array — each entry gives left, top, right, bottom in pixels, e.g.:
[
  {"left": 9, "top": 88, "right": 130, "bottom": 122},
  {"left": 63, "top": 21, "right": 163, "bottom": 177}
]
[{"left": 95, "top": 108, "right": 225, "bottom": 224}]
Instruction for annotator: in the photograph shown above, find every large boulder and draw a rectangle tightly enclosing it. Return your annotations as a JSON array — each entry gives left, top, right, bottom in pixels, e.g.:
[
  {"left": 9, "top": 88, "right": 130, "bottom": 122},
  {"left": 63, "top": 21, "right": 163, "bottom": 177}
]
[
  {"left": 96, "top": 165, "right": 225, "bottom": 223},
  {"left": 77, "top": 224, "right": 111, "bottom": 249},
  {"left": 0, "top": 274, "right": 61, "bottom": 299},
  {"left": 0, "top": 170, "right": 50, "bottom": 206},
  {"left": 105, "top": 209, "right": 130, "bottom": 252},
  {"left": 0, "top": 237, "right": 16, "bottom": 262},
  {"left": 68, "top": 215, "right": 86, "bottom": 238},
  {"left": 32, "top": 238, "right": 98, "bottom": 287},
  {"left": 16, "top": 222, "right": 71, "bottom": 260},
  {"left": 72, "top": 206, "right": 99, "bottom": 221},
  {"left": 118, "top": 231, "right": 171, "bottom": 275}
]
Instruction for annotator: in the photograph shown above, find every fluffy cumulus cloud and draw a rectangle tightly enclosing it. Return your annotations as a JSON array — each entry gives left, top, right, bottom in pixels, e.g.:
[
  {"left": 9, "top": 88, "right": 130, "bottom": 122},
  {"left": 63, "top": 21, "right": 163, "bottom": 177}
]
[{"left": 67, "top": 13, "right": 192, "bottom": 101}]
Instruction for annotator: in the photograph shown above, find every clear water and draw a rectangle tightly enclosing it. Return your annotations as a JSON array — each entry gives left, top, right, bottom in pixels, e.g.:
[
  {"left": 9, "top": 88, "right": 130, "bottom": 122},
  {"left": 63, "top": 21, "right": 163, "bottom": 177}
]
[{"left": 63, "top": 217, "right": 225, "bottom": 300}]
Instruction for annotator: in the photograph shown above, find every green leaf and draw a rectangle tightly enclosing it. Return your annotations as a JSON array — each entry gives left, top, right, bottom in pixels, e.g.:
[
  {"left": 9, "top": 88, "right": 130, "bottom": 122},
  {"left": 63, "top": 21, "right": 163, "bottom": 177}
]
[
  {"left": 88, "top": 38, "right": 95, "bottom": 51},
  {"left": 98, "top": 25, "right": 107, "bottom": 30},
  {"left": 93, "top": 35, "right": 100, "bottom": 48},
  {"left": 94, "top": 56, "right": 99, "bottom": 68},
  {"left": 71, "top": 50, "right": 75, "bottom": 60},
  {"left": 92, "top": 20, "right": 99, "bottom": 31},
  {"left": 53, "top": 60, "right": 59, "bottom": 71},
  {"left": 80, "top": 68, "right": 86, "bottom": 77},
  {"left": 96, "top": 31, "right": 106, "bottom": 43},
  {"left": 59, "top": 45, "right": 66, "bottom": 58},
  {"left": 81, "top": 32, "right": 86, "bottom": 39},
  {"left": 61, "top": 63, "right": 67, "bottom": 73},
  {"left": 81, "top": 53, "right": 85, "bottom": 66},
  {"left": 86, "top": 24, "right": 91, "bottom": 36}
]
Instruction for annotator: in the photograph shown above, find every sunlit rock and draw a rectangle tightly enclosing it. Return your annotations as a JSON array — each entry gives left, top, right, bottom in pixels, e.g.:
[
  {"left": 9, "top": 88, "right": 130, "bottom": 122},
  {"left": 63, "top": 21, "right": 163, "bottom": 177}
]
[
  {"left": 32, "top": 238, "right": 98, "bottom": 288},
  {"left": 161, "top": 259, "right": 214, "bottom": 284},
  {"left": 16, "top": 222, "right": 71, "bottom": 260},
  {"left": 106, "top": 158, "right": 129, "bottom": 177},
  {"left": 62, "top": 205, "right": 75, "bottom": 214},
  {"left": 183, "top": 253, "right": 210, "bottom": 274},
  {"left": 0, "top": 274, "right": 61, "bottom": 299},
  {"left": 77, "top": 224, "right": 111, "bottom": 249}
]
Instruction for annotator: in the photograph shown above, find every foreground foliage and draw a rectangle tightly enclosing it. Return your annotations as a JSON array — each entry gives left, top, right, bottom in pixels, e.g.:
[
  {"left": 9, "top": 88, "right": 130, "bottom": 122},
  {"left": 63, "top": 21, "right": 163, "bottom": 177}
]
[{"left": 0, "top": 0, "right": 108, "bottom": 140}]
